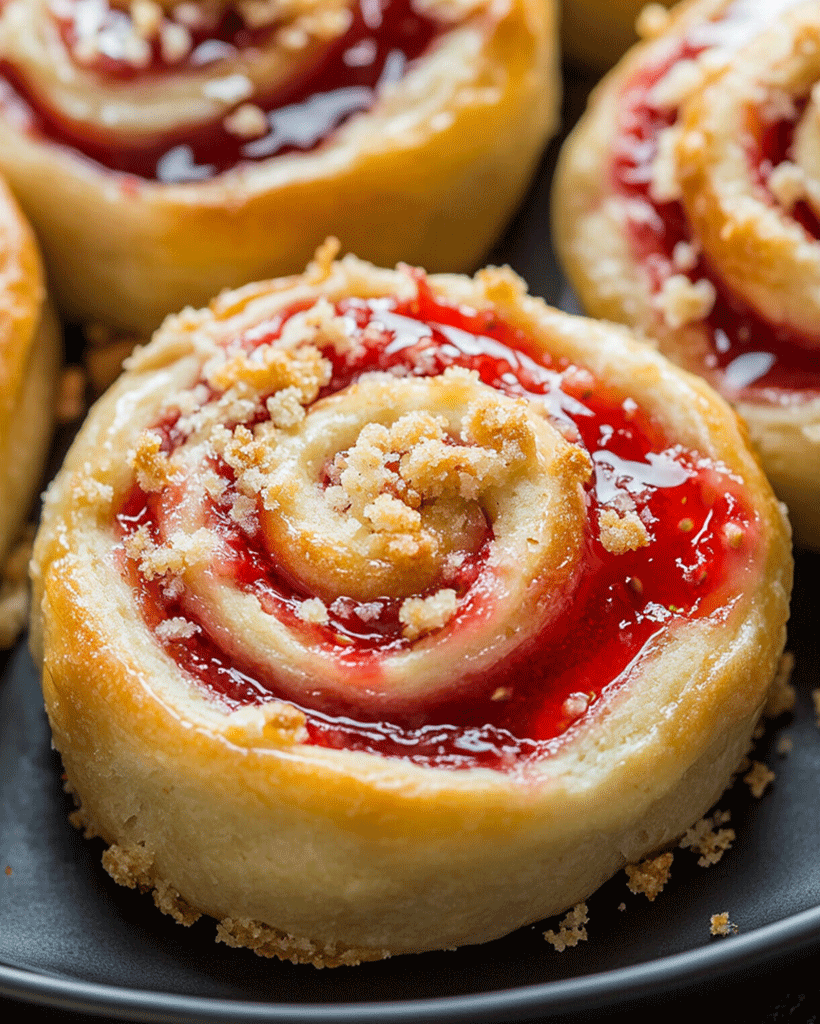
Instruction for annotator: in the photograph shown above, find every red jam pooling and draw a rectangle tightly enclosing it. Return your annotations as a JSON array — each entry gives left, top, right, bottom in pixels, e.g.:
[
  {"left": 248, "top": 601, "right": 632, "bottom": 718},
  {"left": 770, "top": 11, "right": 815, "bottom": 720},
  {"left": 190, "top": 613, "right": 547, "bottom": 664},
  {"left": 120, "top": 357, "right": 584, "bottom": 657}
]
[
  {"left": 0, "top": 0, "right": 438, "bottom": 181},
  {"left": 612, "top": 32, "right": 820, "bottom": 395},
  {"left": 116, "top": 279, "right": 759, "bottom": 770}
]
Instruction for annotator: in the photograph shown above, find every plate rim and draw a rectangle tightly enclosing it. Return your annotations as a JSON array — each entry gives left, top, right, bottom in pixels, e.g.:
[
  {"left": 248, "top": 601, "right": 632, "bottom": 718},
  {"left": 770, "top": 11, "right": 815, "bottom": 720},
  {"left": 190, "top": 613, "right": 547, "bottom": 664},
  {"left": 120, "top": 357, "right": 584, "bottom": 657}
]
[{"left": 3, "top": 903, "right": 820, "bottom": 1023}]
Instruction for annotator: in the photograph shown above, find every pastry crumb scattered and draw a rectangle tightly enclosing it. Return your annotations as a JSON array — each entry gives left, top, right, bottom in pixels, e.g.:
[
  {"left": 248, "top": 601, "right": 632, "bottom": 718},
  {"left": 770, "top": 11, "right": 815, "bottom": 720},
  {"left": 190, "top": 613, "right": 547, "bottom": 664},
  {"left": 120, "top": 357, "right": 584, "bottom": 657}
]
[
  {"left": 776, "top": 735, "right": 793, "bottom": 757},
  {"left": 710, "top": 912, "right": 738, "bottom": 937},
  {"left": 744, "top": 761, "right": 775, "bottom": 799},
  {"left": 297, "top": 597, "right": 330, "bottom": 625},
  {"left": 399, "top": 588, "right": 457, "bottom": 640},
  {"left": 655, "top": 274, "right": 716, "bottom": 329},
  {"left": 543, "top": 903, "right": 588, "bottom": 951},
  {"left": 625, "top": 852, "right": 673, "bottom": 901},
  {"left": 4, "top": 866, "right": 11, "bottom": 876},
  {"left": 679, "top": 810, "right": 734, "bottom": 867},
  {"left": 598, "top": 507, "right": 650, "bottom": 554},
  {"left": 617, "top": 902, "right": 626, "bottom": 912}
]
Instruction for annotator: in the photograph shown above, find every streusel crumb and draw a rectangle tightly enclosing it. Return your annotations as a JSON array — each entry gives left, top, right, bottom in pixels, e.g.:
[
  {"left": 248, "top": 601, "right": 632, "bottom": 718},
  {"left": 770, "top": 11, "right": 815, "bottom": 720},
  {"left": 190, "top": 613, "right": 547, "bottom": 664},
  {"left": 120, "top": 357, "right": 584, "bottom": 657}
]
[
  {"left": 679, "top": 810, "right": 734, "bottom": 867},
  {"left": 625, "top": 852, "right": 673, "bottom": 901},
  {"left": 710, "top": 912, "right": 738, "bottom": 937},
  {"left": 598, "top": 507, "right": 650, "bottom": 554},
  {"left": 744, "top": 761, "right": 775, "bottom": 799},
  {"left": 543, "top": 903, "right": 589, "bottom": 951}
]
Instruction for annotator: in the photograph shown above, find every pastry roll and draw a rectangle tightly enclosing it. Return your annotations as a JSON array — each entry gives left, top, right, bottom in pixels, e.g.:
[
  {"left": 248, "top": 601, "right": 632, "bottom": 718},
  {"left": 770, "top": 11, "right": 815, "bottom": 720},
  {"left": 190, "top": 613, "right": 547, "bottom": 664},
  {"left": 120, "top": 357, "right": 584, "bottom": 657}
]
[
  {"left": 554, "top": 0, "right": 820, "bottom": 546},
  {"left": 30, "top": 248, "right": 791, "bottom": 963},
  {"left": 0, "top": 0, "right": 559, "bottom": 334},
  {"left": 562, "top": 0, "right": 674, "bottom": 71},
  {"left": 0, "top": 176, "right": 60, "bottom": 645}
]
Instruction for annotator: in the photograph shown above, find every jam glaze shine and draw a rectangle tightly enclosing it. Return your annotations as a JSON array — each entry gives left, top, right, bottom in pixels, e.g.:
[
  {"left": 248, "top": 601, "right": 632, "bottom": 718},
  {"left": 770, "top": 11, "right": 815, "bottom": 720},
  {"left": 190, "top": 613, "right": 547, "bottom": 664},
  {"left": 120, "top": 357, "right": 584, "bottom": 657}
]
[
  {"left": 0, "top": 0, "right": 440, "bottom": 182},
  {"left": 612, "top": 0, "right": 820, "bottom": 398},
  {"left": 116, "top": 279, "right": 759, "bottom": 770}
]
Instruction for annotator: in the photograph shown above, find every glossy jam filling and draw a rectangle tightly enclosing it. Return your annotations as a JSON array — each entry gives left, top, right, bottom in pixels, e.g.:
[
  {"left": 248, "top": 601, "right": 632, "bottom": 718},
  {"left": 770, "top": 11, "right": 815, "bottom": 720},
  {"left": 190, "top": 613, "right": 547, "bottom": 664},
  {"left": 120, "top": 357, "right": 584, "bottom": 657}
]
[
  {"left": 0, "top": 0, "right": 438, "bottom": 182},
  {"left": 116, "top": 279, "right": 759, "bottom": 769},
  {"left": 612, "top": 36, "right": 820, "bottom": 395}
]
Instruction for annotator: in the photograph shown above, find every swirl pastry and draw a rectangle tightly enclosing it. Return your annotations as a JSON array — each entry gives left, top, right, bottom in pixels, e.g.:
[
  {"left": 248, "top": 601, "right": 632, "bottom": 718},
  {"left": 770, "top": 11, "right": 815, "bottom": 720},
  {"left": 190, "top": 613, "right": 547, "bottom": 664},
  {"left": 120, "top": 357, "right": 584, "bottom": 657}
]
[
  {"left": 562, "top": 0, "right": 674, "bottom": 71},
  {"left": 0, "top": 0, "right": 558, "bottom": 334},
  {"left": 554, "top": 0, "right": 820, "bottom": 546},
  {"left": 0, "top": 176, "right": 60, "bottom": 645},
  {"left": 30, "top": 247, "right": 791, "bottom": 963}
]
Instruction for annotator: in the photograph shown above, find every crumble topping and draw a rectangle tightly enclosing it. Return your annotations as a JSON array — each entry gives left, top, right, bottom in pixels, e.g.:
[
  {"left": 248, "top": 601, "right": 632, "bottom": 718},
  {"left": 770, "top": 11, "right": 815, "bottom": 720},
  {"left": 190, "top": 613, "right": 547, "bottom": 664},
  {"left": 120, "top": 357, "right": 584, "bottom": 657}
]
[
  {"left": 743, "top": 761, "right": 775, "bottom": 798},
  {"left": 129, "top": 430, "right": 178, "bottom": 493},
  {"left": 154, "top": 616, "right": 198, "bottom": 641},
  {"left": 101, "top": 841, "right": 154, "bottom": 890},
  {"left": 655, "top": 274, "right": 717, "bottom": 330},
  {"left": 710, "top": 912, "right": 738, "bottom": 937},
  {"left": 561, "top": 692, "right": 591, "bottom": 720},
  {"left": 648, "top": 59, "right": 705, "bottom": 111},
  {"left": 475, "top": 264, "right": 527, "bottom": 306},
  {"left": 768, "top": 161, "right": 809, "bottom": 210},
  {"left": 399, "top": 588, "right": 457, "bottom": 640},
  {"left": 636, "top": 3, "right": 672, "bottom": 41},
  {"left": 224, "top": 102, "right": 268, "bottom": 139},
  {"left": 776, "top": 735, "right": 793, "bottom": 756},
  {"left": 679, "top": 810, "right": 734, "bottom": 867},
  {"left": 221, "top": 701, "right": 308, "bottom": 744},
  {"left": 206, "top": 341, "right": 330, "bottom": 400},
  {"left": 297, "top": 596, "right": 330, "bottom": 624},
  {"left": 649, "top": 126, "right": 683, "bottom": 204},
  {"left": 543, "top": 903, "right": 589, "bottom": 951},
  {"left": 625, "top": 851, "right": 673, "bottom": 900},
  {"left": 216, "top": 916, "right": 391, "bottom": 967},
  {"left": 598, "top": 507, "right": 650, "bottom": 554},
  {"left": 124, "top": 524, "right": 213, "bottom": 580}
]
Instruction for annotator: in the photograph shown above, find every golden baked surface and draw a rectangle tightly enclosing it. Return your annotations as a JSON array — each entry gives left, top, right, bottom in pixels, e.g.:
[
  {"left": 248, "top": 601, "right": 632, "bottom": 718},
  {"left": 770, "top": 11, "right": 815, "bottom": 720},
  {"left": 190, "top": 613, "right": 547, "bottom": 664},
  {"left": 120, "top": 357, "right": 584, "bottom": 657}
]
[
  {"left": 0, "top": 175, "right": 60, "bottom": 646},
  {"left": 0, "top": 0, "right": 559, "bottom": 333},
  {"left": 30, "top": 250, "right": 791, "bottom": 963},
  {"left": 554, "top": 0, "right": 820, "bottom": 547}
]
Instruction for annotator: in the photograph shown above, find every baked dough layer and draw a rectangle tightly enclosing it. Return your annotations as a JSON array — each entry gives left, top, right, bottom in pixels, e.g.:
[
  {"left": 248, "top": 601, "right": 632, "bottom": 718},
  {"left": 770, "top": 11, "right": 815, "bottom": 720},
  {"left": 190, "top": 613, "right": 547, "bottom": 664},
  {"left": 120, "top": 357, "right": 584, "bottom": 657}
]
[
  {"left": 0, "top": 175, "right": 60, "bottom": 643},
  {"left": 0, "top": 0, "right": 559, "bottom": 333},
  {"left": 554, "top": 0, "right": 820, "bottom": 547},
  {"left": 30, "top": 252, "right": 791, "bottom": 962}
]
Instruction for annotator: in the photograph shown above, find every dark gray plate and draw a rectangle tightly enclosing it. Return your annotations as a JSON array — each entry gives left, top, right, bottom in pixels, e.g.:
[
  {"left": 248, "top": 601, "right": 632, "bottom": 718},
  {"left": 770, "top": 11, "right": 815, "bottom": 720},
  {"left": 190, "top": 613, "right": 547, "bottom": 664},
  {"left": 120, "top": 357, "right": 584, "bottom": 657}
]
[{"left": 2, "top": 92, "right": 820, "bottom": 1024}]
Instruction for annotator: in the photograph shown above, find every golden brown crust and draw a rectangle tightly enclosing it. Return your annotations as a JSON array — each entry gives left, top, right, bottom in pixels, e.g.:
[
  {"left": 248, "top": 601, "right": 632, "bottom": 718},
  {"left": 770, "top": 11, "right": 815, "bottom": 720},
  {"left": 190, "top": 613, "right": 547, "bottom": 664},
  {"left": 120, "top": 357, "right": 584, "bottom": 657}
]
[
  {"left": 553, "top": 0, "right": 820, "bottom": 548},
  {"left": 31, "top": 253, "right": 791, "bottom": 960},
  {"left": 0, "top": 176, "right": 60, "bottom": 645},
  {"left": 0, "top": 0, "right": 559, "bottom": 334}
]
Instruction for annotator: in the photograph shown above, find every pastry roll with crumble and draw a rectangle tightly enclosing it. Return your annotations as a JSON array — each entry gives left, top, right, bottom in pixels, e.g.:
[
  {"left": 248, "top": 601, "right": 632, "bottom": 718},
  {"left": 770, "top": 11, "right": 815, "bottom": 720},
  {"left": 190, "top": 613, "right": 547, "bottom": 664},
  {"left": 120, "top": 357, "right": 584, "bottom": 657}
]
[
  {"left": 562, "top": 0, "right": 674, "bottom": 71},
  {"left": 554, "top": 0, "right": 820, "bottom": 546},
  {"left": 0, "top": 177, "right": 60, "bottom": 646},
  {"left": 0, "top": 0, "right": 558, "bottom": 334},
  {"left": 30, "top": 245, "right": 791, "bottom": 963}
]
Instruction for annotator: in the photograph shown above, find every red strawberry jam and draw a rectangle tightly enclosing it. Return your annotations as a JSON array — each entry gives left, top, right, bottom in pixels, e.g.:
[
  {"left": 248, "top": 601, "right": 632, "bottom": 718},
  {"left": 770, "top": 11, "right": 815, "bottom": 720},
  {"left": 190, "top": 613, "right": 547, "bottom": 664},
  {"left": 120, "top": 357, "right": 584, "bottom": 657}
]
[
  {"left": 116, "top": 278, "right": 760, "bottom": 770},
  {"left": 0, "top": 0, "right": 438, "bottom": 182},
  {"left": 612, "top": 25, "right": 820, "bottom": 395}
]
